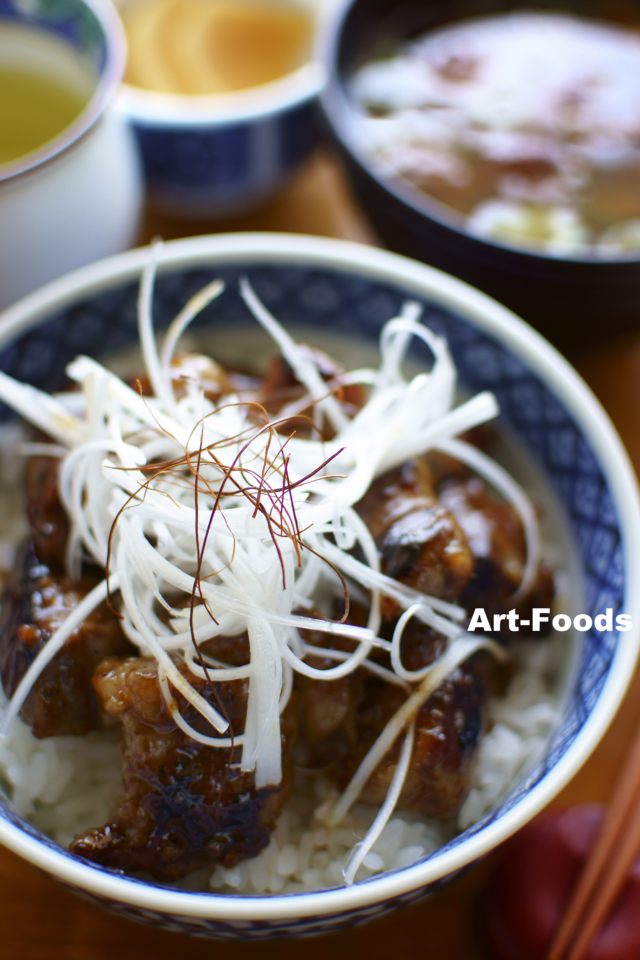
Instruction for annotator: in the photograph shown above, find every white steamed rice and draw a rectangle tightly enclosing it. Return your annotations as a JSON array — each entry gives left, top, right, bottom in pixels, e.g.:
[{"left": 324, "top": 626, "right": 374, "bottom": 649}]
[{"left": 0, "top": 638, "right": 561, "bottom": 893}]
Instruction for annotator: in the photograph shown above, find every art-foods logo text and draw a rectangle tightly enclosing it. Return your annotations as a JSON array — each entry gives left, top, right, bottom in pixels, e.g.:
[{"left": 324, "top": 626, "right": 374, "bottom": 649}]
[{"left": 467, "top": 608, "right": 632, "bottom": 633}]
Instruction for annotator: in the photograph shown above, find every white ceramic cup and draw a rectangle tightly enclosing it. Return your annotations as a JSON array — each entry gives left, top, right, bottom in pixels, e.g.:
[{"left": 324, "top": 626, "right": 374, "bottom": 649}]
[{"left": 0, "top": 0, "right": 143, "bottom": 311}]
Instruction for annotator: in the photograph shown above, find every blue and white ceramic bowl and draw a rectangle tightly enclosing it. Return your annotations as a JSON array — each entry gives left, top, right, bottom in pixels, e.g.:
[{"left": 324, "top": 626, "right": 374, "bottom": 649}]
[
  {"left": 115, "top": 1, "right": 325, "bottom": 219},
  {"left": 0, "top": 233, "right": 638, "bottom": 938}
]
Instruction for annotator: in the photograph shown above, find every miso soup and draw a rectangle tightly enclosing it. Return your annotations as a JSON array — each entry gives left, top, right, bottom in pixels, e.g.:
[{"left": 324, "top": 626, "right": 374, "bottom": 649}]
[
  {"left": 0, "top": 23, "right": 94, "bottom": 172},
  {"left": 351, "top": 12, "right": 640, "bottom": 258}
]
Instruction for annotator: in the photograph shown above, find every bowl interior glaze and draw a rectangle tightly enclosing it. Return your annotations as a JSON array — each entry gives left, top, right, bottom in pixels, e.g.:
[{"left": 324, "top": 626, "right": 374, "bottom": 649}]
[{"left": 0, "top": 234, "right": 637, "bottom": 938}]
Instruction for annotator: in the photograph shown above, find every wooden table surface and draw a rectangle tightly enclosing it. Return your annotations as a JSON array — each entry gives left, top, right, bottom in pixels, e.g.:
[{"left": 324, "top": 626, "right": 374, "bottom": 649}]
[{"left": 1, "top": 151, "right": 639, "bottom": 960}]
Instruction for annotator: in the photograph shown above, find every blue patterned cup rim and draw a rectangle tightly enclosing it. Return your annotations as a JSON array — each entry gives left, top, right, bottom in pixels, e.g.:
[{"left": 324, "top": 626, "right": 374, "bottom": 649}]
[
  {"left": 0, "top": 0, "right": 126, "bottom": 184},
  {"left": 118, "top": 62, "right": 324, "bottom": 127},
  {"left": 0, "top": 232, "right": 638, "bottom": 922}
]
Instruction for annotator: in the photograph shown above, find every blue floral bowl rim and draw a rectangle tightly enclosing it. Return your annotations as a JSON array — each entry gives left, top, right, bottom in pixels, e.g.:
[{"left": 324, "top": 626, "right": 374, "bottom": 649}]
[
  {"left": 0, "top": 232, "right": 638, "bottom": 922},
  {"left": 0, "top": 0, "right": 126, "bottom": 184}
]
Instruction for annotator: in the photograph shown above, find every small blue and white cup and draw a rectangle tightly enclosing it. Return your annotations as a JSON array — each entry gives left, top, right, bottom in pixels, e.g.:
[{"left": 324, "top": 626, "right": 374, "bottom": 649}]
[
  {"left": 115, "top": 0, "right": 325, "bottom": 219},
  {"left": 0, "top": 0, "right": 143, "bottom": 311}
]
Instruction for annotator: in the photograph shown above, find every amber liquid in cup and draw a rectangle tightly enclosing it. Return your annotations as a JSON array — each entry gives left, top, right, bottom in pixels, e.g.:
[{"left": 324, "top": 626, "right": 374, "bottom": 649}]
[{"left": 122, "top": 0, "right": 313, "bottom": 96}]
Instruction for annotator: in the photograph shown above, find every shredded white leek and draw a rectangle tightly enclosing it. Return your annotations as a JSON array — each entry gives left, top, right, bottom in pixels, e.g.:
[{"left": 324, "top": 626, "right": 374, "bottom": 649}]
[{"left": 343, "top": 722, "right": 416, "bottom": 885}]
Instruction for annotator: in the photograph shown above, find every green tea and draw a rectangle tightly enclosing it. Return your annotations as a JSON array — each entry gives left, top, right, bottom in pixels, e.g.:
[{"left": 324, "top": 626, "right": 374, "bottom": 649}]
[{"left": 0, "top": 67, "right": 87, "bottom": 168}]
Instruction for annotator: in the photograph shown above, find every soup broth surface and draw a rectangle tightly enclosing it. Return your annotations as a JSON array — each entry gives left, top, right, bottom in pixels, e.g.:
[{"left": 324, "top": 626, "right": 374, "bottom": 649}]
[
  {"left": 122, "top": 0, "right": 313, "bottom": 95},
  {"left": 351, "top": 12, "right": 640, "bottom": 257}
]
